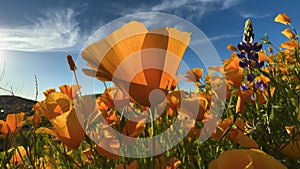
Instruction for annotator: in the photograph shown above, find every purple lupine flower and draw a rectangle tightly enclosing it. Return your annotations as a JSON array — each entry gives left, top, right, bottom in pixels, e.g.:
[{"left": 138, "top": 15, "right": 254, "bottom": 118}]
[
  {"left": 248, "top": 52, "right": 258, "bottom": 60},
  {"left": 252, "top": 42, "right": 262, "bottom": 52},
  {"left": 255, "top": 60, "right": 264, "bottom": 68},
  {"left": 254, "top": 80, "right": 267, "bottom": 91},
  {"left": 237, "top": 52, "right": 246, "bottom": 59},
  {"left": 240, "top": 83, "right": 249, "bottom": 91},
  {"left": 247, "top": 74, "right": 256, "bottom": 82},
  {"left": 239, "top": 59, "right": 249, "bottom": 68},
  {"left": 250, "top": 93, "right": 255, "bottom": 101}
]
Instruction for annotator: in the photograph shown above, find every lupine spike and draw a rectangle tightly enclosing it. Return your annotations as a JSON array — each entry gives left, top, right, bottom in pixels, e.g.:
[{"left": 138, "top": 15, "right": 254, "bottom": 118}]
[{"left": 243, "top": 19, "right": 254, "bottom": 43}]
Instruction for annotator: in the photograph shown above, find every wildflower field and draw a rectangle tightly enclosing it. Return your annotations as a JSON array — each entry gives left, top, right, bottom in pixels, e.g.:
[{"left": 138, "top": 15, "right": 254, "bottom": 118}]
[{"left": 0, "top": 13, "right": 300, "bottom": 169}]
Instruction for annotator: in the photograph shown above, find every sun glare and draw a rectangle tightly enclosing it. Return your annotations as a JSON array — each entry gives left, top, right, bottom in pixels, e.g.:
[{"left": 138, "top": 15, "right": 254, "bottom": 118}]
[{"left": 0, "top": 50, "right": 6, "bottom": 63}]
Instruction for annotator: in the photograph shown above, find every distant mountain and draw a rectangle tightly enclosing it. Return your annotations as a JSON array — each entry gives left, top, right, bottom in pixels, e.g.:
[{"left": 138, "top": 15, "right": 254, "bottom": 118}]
[{"left": 0, "top": 95, "right": 36, "bottom": 120}]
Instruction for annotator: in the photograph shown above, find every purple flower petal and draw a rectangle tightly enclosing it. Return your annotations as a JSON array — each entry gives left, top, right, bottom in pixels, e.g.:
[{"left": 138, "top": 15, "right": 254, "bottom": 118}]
[
  {"left": 250, "top": 93, "right": 255, "bottom": 101},
  {"left": 255, "top": 60, "right": 264, "bottom": 68},
  {"left": 252, "top": 42, "right": 262, "bottom": 52},
  {"left": 248, "top": 52, "right": 258, "bottom": 60},
  {"left": 247, "top": 74, "right": 256, "bottom": 82},
  {"left": 239, "top": 59, "right": 249, "bottom": 68},
  {"left": 237, "top": 52, "right": 246, "bottom": 59},
  {"left": 240, "top": 83, "right": 249, "bottom": 91}
]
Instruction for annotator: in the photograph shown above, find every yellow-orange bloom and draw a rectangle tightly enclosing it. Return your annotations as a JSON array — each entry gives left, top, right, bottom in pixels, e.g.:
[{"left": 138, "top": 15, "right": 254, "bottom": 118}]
[
  {"left": 43, "top": 88, "right": 56, "bottom": 97},
  {"left": 36, "top": 92, "right": 85, "bottom": 148},
  {"left": 281, "top": 28, "right": 295, "bottom": 39},
  {"left": 280, "top": 40, "right": 299, "bottom": 49},
  {"left": 36, "top": 108, "right": 85, "bottom": 148},
  {"left": 223, "top": 52, "right": 243, "bottom": 88},
  {"left": 122, "top": 116, "right": 147, "bottom": 137},
  {"left": 212, "top": 118, "right": 259, "bottom": 148},
  {"left": 155, "top": 157, "right": 181, "bottom": 169},
  {"left": 258, "top": 51, "right": 267, "bottom": 62},
  {"left": 274, "top": 13, "right": 291, "bottom": 25},
  {"left": 96, "top": 87, "right": 129, "bottom": 111},
  {"left": 59, "top": 84, "right": 80, "bottom": 99},
  {"left": 185, "top": 68, "right": 203, "bottom": 82},
  {"left": 27, "top": 111, "right": 41, "bottom": 127},
  {"left": 9, "top": 146, "right": 28, "bottom": 164},
  {"left": 280, "top": 126, "right": 300, "bottom": 159},
  {"left": 82, "top": 21, "right": 191, "bottom": 107},
  {"left": 35, "top": 92, "right": 73, "bottom": 120},
  {"left": 166, "top": 90, "right": 183, "bottom": 116},
  {"left": 0, "top": 112, "right": 25, "bottom": 136},
  {"left": 254, "top": 74, "right": 270, "bottom": 85},
  {"left": 209, "top": 149, "right": 287, "bottom": 169}
]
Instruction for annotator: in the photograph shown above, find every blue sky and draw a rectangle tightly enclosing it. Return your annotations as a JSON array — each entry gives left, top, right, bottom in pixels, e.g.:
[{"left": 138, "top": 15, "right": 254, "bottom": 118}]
[{"left": 0, "top": 0, "right": 299, "bottom": 100}]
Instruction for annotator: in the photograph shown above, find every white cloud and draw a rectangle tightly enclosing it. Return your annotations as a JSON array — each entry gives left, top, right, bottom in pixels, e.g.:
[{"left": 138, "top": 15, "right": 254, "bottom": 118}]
[
  {"left": 0, "top": 8, "right": 83, "bottom": 52},
  {"left": 192, "top": 33, "right": 240, "bottom": 45},
  {"left": 240, "top": 11, "right": 273, "bottom": 19},
  {"left": 121, "top": 0, "right": 243, "bottom": 23}
]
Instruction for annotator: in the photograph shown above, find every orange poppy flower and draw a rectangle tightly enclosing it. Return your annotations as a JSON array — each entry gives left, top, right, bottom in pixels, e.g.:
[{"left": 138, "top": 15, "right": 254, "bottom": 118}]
[
  {"left": 9, "top": 146, "right": 28, "bottom": 164},
  {"left": 212, "top": 118, "right": 258, "bottom": 148},
  {"left": 280, "top": 126, "right": 300, "bottom": 159},
  {"left": 281, "top": 28, "right": 295, "bottom": 39},
  {"left": 274, "top": 13, "right": 291, "bottom": 25},
  {"left": 27, "top": 111, "right": 42, "bottom": 127},
  {"left": 235, "top": 86, "right": 275, "bottom": 114},
  {"left": 96, "top": 87, "right": 129, "bottom": 111},
  {"left": 35, "top": 92, "right": 85, "bottom": 148},
  {"left": 59, "top": 84, "right": 81, "bottom": 99},
  {"left": 166, "top": 90, "right": 183, "bottom": 116},
  {"left": 181, "top": 96, "right": 209, "bottom": 122},
  {"left": 43, "top": 88, "right": 56, "bottom": 97},
  {"left": 82, "top": 21, "right": 191, "bottom": 107},
  {"left": 279, "top": 40, "right": 299, "bottom": 49},
  {"left": 254, "top": 75, "right": 270, "bottom": 85},
  {"left": 223, "top": 52, "right": 243, "bottom": 88},
  {"left": 185, "top": 68, "right": 203, "bottom": 82},
  {"left": 209, "top": 149, "right": 287, "bottom": 169},
  {"left": 122, "top": 116, "right": 147, "bottom": 137},
  {"left": 155, "top": 157, "right": 181, "bottom": 169},
  {"left": 258, "top": 50, "right": 267, "bottom": 62},
  {"left": 35, "top": 92, "right": 73, "bottom": 120},
  {"left": 0, "top": 112, "right": 25, "bottom": 136},
  {"left": 36, "top": 108, "right": 85, "bottom": 148}
]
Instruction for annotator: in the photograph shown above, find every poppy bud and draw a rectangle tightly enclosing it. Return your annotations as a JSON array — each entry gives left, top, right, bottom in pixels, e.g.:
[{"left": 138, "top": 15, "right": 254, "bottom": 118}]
[{"left": 67, "top": 54, "right": 77, "bottom": 71}]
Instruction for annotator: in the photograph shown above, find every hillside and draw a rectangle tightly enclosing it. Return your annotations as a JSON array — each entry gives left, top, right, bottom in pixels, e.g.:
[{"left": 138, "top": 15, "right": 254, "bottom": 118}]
[{"left": 0, "top": 95, "right": 36, "bottom": 120}]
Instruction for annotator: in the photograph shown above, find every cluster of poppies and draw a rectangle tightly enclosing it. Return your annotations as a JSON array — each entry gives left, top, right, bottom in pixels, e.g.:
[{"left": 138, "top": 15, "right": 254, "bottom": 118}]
[{"left": 1, "top": 13, "right": 300, "bottom": 169}]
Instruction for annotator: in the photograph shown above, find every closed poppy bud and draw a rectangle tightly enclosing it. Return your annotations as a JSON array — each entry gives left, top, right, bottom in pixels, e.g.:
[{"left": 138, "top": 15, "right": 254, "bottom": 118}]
[
  {"left": 281, "top": 28, "right": 295, "bottom": 39},
  {"left": 268, "top": 46, "right": 273, "bottom": 54},
  {"left": 67, "top": 54, "right": 77, "bottom": 71},
  {"left": 227, "top": 44, "right": 237, "bottom": 51},
  {"left": 274, "top": 13, "right": 291, "bottom": 25}
]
